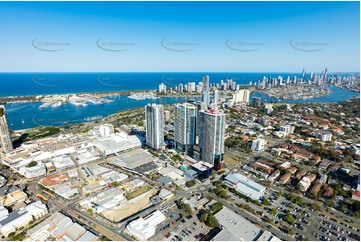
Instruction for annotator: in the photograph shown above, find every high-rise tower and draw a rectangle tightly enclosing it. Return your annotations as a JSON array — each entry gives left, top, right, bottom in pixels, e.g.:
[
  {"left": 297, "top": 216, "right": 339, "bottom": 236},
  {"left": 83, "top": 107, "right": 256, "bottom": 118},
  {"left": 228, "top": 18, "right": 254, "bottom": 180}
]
[
  {"left": 201, "top": 76, "right": 211, "bottom": 107},
  {"left": 198, "top": 109, "right": 226, "bottom": 170},
  {"left": 0, "top": 105, "right": 13, "bottom": 154},
  {"left": 145, "top": 103, "right": 164, "bottom": 150},
  {"left": 174, "top": 103, "right": 197, "bottom": 155}
]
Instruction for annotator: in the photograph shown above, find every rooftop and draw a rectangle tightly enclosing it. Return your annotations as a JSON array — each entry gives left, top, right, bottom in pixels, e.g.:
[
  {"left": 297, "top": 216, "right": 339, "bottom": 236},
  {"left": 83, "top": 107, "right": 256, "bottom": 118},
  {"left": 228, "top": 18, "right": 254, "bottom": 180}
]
[
  {"left": 0, "top": 185, "right": 19, "bottom": 197},
  {"left": 214, "top": 207, "right": 262, "bottom": 241},
  {"left": 77, "top": 231, "right": 98, "bottom": 241},
  {"left": 212, "top": 228, "right": 240, "bottom": 241},
  {"left": 110, "top": 150, "right": 157, "bottom": 171},
  {"left": 0, "top": 208, "right": 28, "bottom": 226},
  {"left": 192, "top": 161, "right": 213, "bottom": 171}
]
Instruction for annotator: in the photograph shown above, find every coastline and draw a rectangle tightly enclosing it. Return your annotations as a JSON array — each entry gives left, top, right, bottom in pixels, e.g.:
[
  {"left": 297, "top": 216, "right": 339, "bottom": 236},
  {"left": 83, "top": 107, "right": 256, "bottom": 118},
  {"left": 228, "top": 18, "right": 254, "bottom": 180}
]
[
  {"left": 1, "top": 90, "right": 204, "bottom": 105},
  {"left": 256, "top": 85, "right": 331, "bottom": 100},
  {"left": 4, "top": 85, "right": 359, "bottom": 133}
]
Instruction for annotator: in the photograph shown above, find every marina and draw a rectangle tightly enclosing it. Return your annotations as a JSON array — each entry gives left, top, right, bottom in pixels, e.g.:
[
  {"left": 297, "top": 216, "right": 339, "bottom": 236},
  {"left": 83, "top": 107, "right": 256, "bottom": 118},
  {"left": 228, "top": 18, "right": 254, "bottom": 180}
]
[{"left": 128, "top": 92, "right": 159, "bottom": 100}]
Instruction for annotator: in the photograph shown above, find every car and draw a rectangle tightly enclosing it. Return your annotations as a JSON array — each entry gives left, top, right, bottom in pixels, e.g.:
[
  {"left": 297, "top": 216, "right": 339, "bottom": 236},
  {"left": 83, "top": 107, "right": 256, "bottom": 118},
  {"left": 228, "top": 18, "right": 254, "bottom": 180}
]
[{"left": 193, "top": 222, "right": 197, "bottom": 225}]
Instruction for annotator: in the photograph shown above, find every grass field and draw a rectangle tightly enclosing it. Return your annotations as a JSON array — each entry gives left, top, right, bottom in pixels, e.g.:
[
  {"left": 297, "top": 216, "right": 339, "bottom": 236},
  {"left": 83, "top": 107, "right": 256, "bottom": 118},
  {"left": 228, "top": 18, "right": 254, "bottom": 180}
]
[
  {"left": 224, "top": 154, "right": 241, "bottom": 166},
  {"left": 125, "top": 185, "right": 152, "bottom": 200}
]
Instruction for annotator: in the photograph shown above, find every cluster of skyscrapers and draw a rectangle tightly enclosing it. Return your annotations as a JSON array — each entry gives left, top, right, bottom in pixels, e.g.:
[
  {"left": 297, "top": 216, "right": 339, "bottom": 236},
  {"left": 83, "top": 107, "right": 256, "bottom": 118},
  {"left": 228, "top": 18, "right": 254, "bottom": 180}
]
[
  {"left": 148, "top": 76, "right": 226, "bottom": 170},
  {"left": 159, "top": 76, "right": 245, "bottom": 95},
  {"left": 256, "top": 68, "right": 329, "bottom": 89}
]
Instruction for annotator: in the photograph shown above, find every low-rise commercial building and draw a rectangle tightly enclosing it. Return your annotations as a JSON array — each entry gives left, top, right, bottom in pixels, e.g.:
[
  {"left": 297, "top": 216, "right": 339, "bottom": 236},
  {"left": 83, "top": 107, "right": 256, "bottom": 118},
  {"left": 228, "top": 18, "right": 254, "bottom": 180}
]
[
  {"left": 126, "top": 210, "right": 166, "bottom": 240},
  {"left": 0, "top": 186, "right": 28, "bottom": 207},
  {"left": 19, "top": 163, "right": 47, "bottom": 178},
  {"left": 0, "top": 206, "right": 8, "bottom": 218},
  {"left": 0, "top": 201, "right": 47, "bottom": 237},
  {"left": 223, "top": 173, "right": 266, "bottom": 201},
  {"left": 26, "top": 212, "right": 98, "bottom": 241},
  {"left": 93, "top": 132, "right": 141, "bottom": 156},
  {"left": 191, "top": 161, "right": 213, "bottom": 179},
  {"left": 79, "top": 187, "right": 126, "bottom": 214},
  {"left": 158, "top": 189, "right": 174, "bottom": 201},
  {"left": 213, "top": 207, "right": 263, "bottom": 241}
]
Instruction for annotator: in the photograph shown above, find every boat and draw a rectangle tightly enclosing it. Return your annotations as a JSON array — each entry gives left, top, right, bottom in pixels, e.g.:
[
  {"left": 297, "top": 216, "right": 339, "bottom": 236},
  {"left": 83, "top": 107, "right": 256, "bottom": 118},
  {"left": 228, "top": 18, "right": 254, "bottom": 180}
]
[
  {"left": 128, "top": 92, "right": 159, "bottom": 100},
  {"left": 21, "top": 118, "right": 25, "bottom": 124},
  {"left": 51, "top": 102, "right": 62, "bottom": 108},
  {"left": 39, "top": 103, "right": 52, "bottom": 109},
  {"left": 84, "top": 115, "right": 103, "bottom": 122}
]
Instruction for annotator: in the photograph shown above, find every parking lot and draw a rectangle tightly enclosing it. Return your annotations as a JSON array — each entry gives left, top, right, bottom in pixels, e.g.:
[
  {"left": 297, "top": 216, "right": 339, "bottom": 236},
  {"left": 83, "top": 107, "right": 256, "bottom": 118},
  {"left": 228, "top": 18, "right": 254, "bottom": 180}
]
[
  {"left": 312, "top": 213, "right": 360, "bottom": 241},
  {"left": 165, "top": 215, "right": 208, "bottom": 241},
  {"left": 258, "top": 191, "right": 320, "bottom": 240},
  {"left": 152, "top": 204, "right": 209, "bottom": 241}
]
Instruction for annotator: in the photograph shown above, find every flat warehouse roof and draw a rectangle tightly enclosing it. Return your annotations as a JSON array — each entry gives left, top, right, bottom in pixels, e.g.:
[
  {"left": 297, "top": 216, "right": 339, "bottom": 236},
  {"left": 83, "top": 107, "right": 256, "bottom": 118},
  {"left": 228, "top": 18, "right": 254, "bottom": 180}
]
[{"left": 214, "top": 207, "right": 262, "bottom": 241}]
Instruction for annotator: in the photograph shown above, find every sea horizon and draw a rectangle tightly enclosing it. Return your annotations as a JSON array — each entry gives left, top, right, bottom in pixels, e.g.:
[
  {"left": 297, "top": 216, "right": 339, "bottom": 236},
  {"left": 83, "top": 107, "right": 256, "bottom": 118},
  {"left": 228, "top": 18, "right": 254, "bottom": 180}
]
[
  {"left": 0, "top": 72, "right": 359, "bottom": 98},
  {"left": 0, "top": 71, "right": 359, "bottom": 74}
]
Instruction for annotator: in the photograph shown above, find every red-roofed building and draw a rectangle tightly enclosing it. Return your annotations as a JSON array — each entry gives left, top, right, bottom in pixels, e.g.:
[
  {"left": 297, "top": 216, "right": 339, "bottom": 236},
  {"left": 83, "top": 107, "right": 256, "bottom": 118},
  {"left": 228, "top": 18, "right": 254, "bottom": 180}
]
[
  {"left": 311, "top": 183, "right": 321, "bottom": 195},
  {"left": 324, "top": 187, "right": 334, "bottom": 198},
  {"left": 352, "top": 190, "right": 360, "bottom": 201}
]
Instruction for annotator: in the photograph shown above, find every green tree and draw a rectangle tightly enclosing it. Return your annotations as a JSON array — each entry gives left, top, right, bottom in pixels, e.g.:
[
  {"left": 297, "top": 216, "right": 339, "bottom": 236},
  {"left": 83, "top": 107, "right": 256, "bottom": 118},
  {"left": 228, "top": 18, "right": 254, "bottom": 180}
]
[
  {"left": 26, "top": 161, "right": 37, "bottom": 168},
  {"left": 206, "top": 214, "right": 219, "bottom": 227},
  {"left": 200, "top": 212, "right": 208, "bottom": 223},
  {"left": 185, "top": 180, "right": 196, "bottom": 187},
  {"left": 211, "top": 202, "right": 223, "bottom": 214},
  {"left": 295, "top": 196, "right": 304, "bottom": 205},
  {"left": 206, "top": 194, "right": 214, "bottom": 201},
  {"left": 310, "top": 203, "right": 320, "bottom": 211},
  {"left": 284, "top": 214, "right": 295, "bottom": 225},
  {"left": 181, "top": 203, "right": 193, "bottom": 214},
  {"left": 325, "top": 200, "right": 335, "bottom": 207},
  {"left": 262, "top": 197, "right": 270, "bottom": 206},
  {"left": 271, "top": 208, "right": 277, "bottom": 215}
]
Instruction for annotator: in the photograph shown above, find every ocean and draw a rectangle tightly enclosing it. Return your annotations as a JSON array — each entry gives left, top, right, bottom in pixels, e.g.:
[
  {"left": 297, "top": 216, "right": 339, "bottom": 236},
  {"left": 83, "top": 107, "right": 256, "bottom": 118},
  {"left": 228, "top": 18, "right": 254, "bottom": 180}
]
[
  {"left": 0, "top": 72, "right": 303, "bottom": 96},
  {"left": 0, "top": 73, "right": 358, "bottom": 131}
]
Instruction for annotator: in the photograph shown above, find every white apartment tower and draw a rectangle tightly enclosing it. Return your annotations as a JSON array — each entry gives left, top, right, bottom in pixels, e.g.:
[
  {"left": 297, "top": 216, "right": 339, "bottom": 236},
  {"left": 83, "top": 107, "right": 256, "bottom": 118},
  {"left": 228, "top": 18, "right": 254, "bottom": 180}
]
[
  {"left": 145, "top": 103, "right": 164, "bottom": 150},
  {"left": 201, "top": 76, "right": 211, "bottom": 107},
  {"left": 0, "top": 106, "right": 12, "bottom": 154},
  {"left": 198, "top": 109, "right": 226, "bottom": 170},
  {"left": 174, "top": 103, "right": 197, "bottom": 155},
  {"left": 232, "top": 89, "right": 250, "bottom": 104}
]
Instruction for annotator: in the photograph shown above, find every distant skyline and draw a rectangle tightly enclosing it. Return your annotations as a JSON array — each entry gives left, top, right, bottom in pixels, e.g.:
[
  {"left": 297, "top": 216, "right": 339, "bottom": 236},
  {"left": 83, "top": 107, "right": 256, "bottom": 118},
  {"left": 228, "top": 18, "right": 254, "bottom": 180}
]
[{"left": 0, "top": 1, "right": 359, "bottom": 72}]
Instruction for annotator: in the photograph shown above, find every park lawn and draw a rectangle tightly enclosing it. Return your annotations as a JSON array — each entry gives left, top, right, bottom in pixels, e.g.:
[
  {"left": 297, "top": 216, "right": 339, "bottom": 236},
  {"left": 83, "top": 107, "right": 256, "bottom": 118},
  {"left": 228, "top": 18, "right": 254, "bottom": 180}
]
[
  {"left": 27, "top": 129, "right": 41, "bottom": 137},
  {"left": 125, "top": 185, "right": 152, "bottom": 200},
  {"left": 224, "top": 154, "right": 240, "bottom": 166}
]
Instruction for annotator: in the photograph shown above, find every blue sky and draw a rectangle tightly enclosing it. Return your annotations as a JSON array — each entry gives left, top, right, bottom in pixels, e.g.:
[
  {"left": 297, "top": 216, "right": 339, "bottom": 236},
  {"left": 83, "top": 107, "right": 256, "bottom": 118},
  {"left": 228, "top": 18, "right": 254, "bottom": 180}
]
[{"left": 0, "top": 1, "right": 359, "bottom": 72}]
